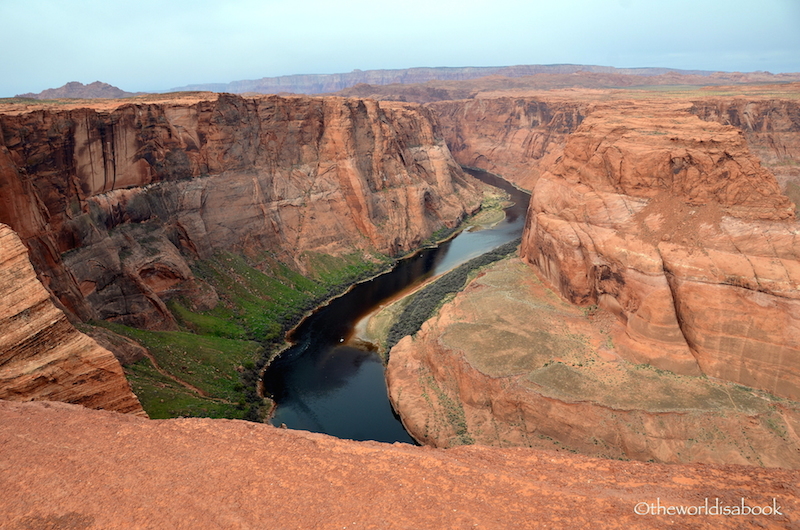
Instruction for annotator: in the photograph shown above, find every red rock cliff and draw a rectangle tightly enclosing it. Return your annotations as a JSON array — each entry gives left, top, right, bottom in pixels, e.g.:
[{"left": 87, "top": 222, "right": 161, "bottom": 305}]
[
  {"left": 520, "top": 100, "right": 800, "bottom": 400},
  {"left": 0, "top": 223, "right": 144, "bottom": 414},
  {"left": 428, "top": 97, "right": 588, "bottom": 190},
  {"left": 0, "top": 94, "right": 480, "bottom": 329}
]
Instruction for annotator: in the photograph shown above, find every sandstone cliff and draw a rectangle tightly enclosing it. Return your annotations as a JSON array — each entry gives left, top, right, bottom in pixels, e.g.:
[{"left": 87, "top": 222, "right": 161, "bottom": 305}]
[
  {"left": 428, "top": 97, "right": 587, "bottom": 190},
  {"left": 691, "top": 97, "right": 800, "bottom": 205},
  {"left": 520, "top": 100, "right": 800, "bottom": 400},
  {"left": 387, "top": 258, "right": 800, "bottom": 466},
  {"left": 0, "top": 224, "right": 144, "bottom": 414},
  {"left": 387, "top": 95, "right": 800, "bottom": 464},
  {"left": 0, "top": 94, "right": 480, "bottom": 329}
]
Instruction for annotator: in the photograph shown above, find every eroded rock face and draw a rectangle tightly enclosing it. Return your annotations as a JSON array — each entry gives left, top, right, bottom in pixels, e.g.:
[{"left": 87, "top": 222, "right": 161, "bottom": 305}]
[
  {"left": 520, "top": 100, "right": 800, "bottom": 400},
  {"left": 387, "top": 258, "right": 800, "bottom": 467},
  {"left": 0, "top": 224, "right": 144, "bottom": 415},
  {"left": 0, "top": 94, "right": 480, "bottom": 329},
  {"left": 690, "top": 99, "right": 800, "bottom": 178},
  {"left": 429, "top": 97, "right": 587, "bottom": 190}
]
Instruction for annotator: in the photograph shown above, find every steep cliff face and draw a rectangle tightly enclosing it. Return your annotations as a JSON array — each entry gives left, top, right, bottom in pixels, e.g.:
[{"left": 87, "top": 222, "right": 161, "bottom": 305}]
[
  {"left": 691, "top": 98, "right": 800, "bottom": 206},
  {"left": 387, "top": 258, "right": 800, "bottom": 465},
  {"left": 690, "top": 99, "right": 800, "bottom": 167},
  {"left": 0, "top": 94, "right": 480, "bottom": 329},
  {"left": 0, "top": 224, "right": 144, "bottom": 414},
  {"left": 520, "top": 100, "right": 800, "bottom": 400},
  {"left": 428, "top": 98, "right": 587, "bottom": 190}
]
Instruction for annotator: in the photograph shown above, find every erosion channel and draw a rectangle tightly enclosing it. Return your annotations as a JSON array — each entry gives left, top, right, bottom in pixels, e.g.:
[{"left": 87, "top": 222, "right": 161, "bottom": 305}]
[{"left": 261, "top": 168, "right": 531, "bottom": 442}]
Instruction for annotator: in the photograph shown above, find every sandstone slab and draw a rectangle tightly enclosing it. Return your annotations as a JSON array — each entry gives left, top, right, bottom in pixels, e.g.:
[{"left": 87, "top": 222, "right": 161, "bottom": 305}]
[{"left": 1, "top": 399, "right": 797, "bottom": 529}]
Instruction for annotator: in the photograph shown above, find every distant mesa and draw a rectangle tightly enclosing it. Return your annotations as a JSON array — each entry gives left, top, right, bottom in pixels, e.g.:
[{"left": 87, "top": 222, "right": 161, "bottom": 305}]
[
  {"left": 15, "top": 81, "right": 144, "bottom": 100},
  {"left": 166, "top": 64, "right": 800, "bottom": 97},
  {"left": 169, "top": 64, "right": 721, "bottom": 95}
]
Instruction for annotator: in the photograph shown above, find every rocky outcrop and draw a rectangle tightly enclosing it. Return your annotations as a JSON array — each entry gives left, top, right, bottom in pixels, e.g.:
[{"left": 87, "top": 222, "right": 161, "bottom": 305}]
[
  {"left": 2, "top": 399, "right": 798, "bottom": 529},
  {"left": 387, "top": 258, "right": 800, "bottom": 466},
  {"left": 690, "top": 98, "right": 800, "bottom": 168},
  {"left": 429, "top": 98, "right": 587, "bottom": 190},
  {"left": 520, "top": 100, "right": 800, "bottom": 400},
  {"left": 0, "top": 94, "right": 480, "bottom": 328},
  {"left": 691, "top": 97, "right": 800, "bottom": 206},
  {"left": 0, "top": 224, "right": 144, "bottom": 414}
]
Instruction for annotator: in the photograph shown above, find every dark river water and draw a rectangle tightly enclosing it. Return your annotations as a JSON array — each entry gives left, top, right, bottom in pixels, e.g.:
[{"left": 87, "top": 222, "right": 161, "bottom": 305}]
[{"left": 260, "top": 168, "right": 530, "bottom": 443}]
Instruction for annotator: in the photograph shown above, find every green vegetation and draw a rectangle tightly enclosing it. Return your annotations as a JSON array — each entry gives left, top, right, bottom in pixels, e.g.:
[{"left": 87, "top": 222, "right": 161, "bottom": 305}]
[
  {"left": 114, "top": 250, "right": 393, "bottom": 421},
  {"left": 97, "top": 320, "right": 263, "bottom": 419},
  {"left": 124, "top": 357, "right": 250, "bottom": 420},
  {"left": 385, "top": 238, "right": 521, "bottom": 351}
]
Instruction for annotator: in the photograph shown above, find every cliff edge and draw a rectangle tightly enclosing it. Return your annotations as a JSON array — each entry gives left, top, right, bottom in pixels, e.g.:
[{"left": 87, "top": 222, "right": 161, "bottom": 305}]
[
  {"left": 0, "top": 224, "right": 144, "bottom": 414},
  {"left": 1, "top": 399, "right": 796, "bottom": 529}
]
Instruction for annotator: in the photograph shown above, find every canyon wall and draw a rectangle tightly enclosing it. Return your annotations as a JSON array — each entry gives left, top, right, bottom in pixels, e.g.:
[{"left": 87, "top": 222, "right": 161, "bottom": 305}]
[
  {"left": 428, "top": 98, "right": 587, "bottom": 190},
  {"left": 0, "top": 94, "right": 480, "bottom": 329},
  {"left": 388, "top": 95, "right": 800, "bottom": 464},
  {"left": 387, "top": 258, "right": 800, "bottom": 466},
  {"left": 520, "top": 100, "right": 800, "bottom": 400},
  {"left": 691, "top": 98, "right": 800, "bottom": 204},
  {"left": 690, "top": 99, "right": 800, "bottom": 168},
  {"left": 0, "top": 223, "right": 144, "bottom": 414}
]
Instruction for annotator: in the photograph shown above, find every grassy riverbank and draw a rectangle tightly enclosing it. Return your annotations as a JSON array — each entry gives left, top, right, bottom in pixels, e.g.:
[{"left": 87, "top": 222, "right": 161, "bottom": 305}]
[
  {"left": 380, "top": 238, "right": 522, "bottom": 354},
  {"left": 99, "top": 250, "right": 392, "bottom": 420}
]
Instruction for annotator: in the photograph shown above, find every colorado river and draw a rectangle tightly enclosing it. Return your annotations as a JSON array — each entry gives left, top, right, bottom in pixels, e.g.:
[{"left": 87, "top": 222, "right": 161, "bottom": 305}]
[{"left": 261, "top": 168, "right": 530, "bottom": 443}]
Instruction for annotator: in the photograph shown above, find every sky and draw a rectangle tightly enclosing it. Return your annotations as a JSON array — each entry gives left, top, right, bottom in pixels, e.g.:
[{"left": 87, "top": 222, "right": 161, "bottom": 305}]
[{"left": 1, "top": 0, "right": 799, "bottom": 97}]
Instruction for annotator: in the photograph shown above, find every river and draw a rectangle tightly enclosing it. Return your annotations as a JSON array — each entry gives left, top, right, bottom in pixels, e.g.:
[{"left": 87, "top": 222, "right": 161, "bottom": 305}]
[{"left": 260, "top": 168, "right": 530, "bottom": 443}]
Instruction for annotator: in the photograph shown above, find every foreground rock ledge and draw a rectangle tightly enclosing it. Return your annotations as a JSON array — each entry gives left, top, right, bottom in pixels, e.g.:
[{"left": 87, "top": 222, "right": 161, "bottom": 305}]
[{"left": 0, "top": 400, "right": 797, "bottom": 530}]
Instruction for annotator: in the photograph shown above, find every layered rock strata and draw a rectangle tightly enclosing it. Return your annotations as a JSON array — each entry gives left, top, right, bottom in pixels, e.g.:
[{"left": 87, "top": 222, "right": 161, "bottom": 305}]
[
  {"left": 0, "top": 224, "right": 144, "bottom": 414},
  {"left": 690, "top": 98, "right": 800, "bottom": 173},
  {"left": 429, "top": 97, "right": 588, "bottom": 190},
  {"left": 520, "top": 100, "right": 800, "bottom": 401},
  {"left": 387, "top": 258, "right": 800, "bottom": 466},
  {"left": 691, "top": 98, "right": 800, "bottom": 208},
  {"left": 2, "top": 399, "right": 798, "bottom": 529},
  {"left": 0, "top": 94, "right": 480, "bottom": 329}
]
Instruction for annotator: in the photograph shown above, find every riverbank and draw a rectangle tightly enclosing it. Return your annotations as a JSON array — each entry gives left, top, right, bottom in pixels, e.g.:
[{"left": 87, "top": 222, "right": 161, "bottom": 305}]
[
  {"left": 106, "top": 182, "right": 497, "bottom": 422},
  {"left": 95, "top": 250, "right": 393, "bottom": 420}
]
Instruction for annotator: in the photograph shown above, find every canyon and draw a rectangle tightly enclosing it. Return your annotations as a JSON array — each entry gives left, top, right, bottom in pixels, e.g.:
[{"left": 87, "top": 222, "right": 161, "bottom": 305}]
[
  {"left": 386, "top": 89, "right": 800, "bottom": 467},
  {"left": 1, "top": 76, "right": 799, "bottom": 526},
  {"left": 0, "top": 223, "right": 144, "bottom": 414},
  {"left": 0, "top": 92, "right": 481, "bottom": 415}
]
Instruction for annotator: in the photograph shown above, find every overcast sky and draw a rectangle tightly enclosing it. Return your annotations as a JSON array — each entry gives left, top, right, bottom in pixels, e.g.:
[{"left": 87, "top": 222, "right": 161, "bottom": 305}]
[{"left": 2, "top": 0, "right": 799, "bottom": 97}]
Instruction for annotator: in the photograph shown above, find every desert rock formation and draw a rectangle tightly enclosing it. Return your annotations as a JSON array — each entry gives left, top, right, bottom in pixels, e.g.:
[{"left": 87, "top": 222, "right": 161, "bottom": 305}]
[
  {"left": 0, "top": 224, "right": 144, "bottom": 414},
  {"left": 388, "top": 93, "right": 800, "bottom": 466},
  {"left": 0, "top": 93, "right": 480, "bottom": 329},
  {"left": 1, "top": 399, "right": 797, "bottom": 529},
  {"left": 387, "top": 258, "right": 800, "bottom": 466},
  {"left": 430, "top": 97, "right": 587, "bottom": 190},
  {"left": 15, "top": 81, "right": 141, "bottom": 100},
  {"left": 520, "top": 100, "right": 800, "bottom": 400}
]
